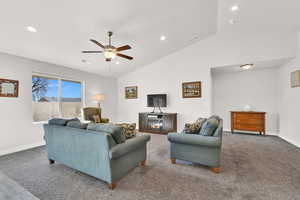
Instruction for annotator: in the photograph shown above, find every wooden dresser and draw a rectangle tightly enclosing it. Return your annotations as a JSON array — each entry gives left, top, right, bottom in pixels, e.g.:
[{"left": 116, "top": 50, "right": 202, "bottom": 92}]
[{"left": 231, "top": 111, "right": 266, "bottom": 135}]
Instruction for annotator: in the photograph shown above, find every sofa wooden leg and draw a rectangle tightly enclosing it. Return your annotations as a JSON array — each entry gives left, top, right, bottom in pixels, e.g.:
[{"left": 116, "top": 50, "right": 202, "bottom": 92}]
[
  {"left": 211, "top": 167, "right": 220, "bottom": 174},
  {"left": 108, "top": 183, "right": 117, "bottom": 190},
  {"left": 139, "top": 160, "right": 146, "bottom": 167},
  {"left": 49, "top": 159, "right": 55, "bottom": 165},
  {"left": 170, "top": 158, "right": 176, "bottom": 164}
]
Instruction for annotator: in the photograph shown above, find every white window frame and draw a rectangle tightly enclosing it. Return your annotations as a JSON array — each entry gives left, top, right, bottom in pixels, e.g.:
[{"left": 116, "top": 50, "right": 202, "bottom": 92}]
[{"left": 32, "top": 72, "right": 85, "bottom": 123}]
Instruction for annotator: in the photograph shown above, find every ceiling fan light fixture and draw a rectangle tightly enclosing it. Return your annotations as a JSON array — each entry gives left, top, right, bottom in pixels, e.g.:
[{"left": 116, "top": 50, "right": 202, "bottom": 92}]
[
  {"left": 240, "top": 64, "right": 254, "bottom": 70},
  {"left": 103, "top": 48, "right": 116, "bottom": 60}
]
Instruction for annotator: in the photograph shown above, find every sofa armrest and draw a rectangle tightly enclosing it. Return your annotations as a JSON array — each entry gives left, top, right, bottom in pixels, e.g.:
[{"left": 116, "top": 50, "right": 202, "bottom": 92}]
[
  {"left": 109, "top": 135, "right": 150, "bottom": 160},
  {"left": 101, "top": 118, "right": 110, "bottom": 123},
  {"left": 167, "top": 133, "right": 221, "bottom": 147}
]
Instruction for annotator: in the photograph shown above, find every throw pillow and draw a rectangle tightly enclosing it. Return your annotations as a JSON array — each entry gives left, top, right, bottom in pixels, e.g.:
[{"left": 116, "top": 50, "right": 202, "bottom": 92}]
[
  {"left": 66, "top": 121, "right": 88, "bottom": 129},
  {"left": 183, "top": 118, "right": 206, "bottom": 134},
  {"left": 199, "top": 117, "right": 219, "bottom": 136},
  {"left": 93, "top": 114, "right": 101, "bottom": 123},
  {"left": 115, "top": 123, "right": 137, "bottom": 139},
  {"left": 87, "top": 123, "right": 126, "bottom": 144}
]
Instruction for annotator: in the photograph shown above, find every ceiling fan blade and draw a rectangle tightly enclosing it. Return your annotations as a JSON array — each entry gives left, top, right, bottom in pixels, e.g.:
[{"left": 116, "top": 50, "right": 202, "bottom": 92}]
[
  {"left": 82, "top": 51, "right": 102, "bottom": 53},
  {"left": 116, "top": 53, "right": 133, "bottom": 60},
  {"left": 90, "top": 39, "right": 105, "bottom": 49},
  {"left": 116, "top": 45, "right": 131, "bottom": 52}
]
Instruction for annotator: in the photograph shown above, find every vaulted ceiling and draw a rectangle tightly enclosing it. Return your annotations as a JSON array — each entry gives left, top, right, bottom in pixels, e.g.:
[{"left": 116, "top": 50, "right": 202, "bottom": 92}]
[
  {"left": 0, "top": 0, "right": 217, "bottom": 77},
  {"left": 0, "top": 0, "right": 300, "bottom": 77}
]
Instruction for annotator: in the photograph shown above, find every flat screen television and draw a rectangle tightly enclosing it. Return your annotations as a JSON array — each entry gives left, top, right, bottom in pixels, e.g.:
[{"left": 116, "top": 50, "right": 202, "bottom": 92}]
[{"left": 147, "top": 94, "right": 167, "bottom": 107}]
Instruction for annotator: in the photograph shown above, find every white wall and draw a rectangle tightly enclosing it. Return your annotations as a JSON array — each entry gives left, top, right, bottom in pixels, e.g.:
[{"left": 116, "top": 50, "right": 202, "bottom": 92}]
[
  {"left": 278, "top": 31, "right": 300, "bottom": 147},
  {"left": 117, "top": 32, "right": 296, "bottom": 131},
  {"left": 212, "top": 68, "right": 279, "bottom": 134},
  {"left": 0, "top": 52, "right": 117, "bottom": 155}
]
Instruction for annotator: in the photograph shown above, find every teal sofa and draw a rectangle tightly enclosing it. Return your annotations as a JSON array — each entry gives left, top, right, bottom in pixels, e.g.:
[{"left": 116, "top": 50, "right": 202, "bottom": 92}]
[
  {"left": 167, "top": 116, "right": 223, "bottom": 173},
  {"left": 43, "top": 120, "right": 150, "bottom": 189}
]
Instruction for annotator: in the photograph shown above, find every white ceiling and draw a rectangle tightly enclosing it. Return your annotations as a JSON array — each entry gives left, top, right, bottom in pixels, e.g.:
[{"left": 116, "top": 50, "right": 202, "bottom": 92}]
[
  {"left": 218, "top": 0, "right": 300, "bottom": 33},
  {"left": 1, "top": 0, "right": 300, "bottom": 78},
  {"left": 211, "top": 57, "right": 293, "bottom": 74},
  {"left": 0, "top": 0, "right": 217, "bottom": 77}
]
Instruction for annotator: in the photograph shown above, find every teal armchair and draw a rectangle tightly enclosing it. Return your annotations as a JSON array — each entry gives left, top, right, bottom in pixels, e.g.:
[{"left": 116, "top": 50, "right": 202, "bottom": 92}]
[
  {"left": 167, "top": 117, "right": 223, "bottom": 173},
  {"left": 82, "top": 107, "right": 109, "bottom": 123}
]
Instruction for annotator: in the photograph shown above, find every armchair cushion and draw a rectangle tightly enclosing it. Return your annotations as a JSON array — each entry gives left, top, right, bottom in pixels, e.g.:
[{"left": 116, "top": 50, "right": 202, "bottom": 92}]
[
  {"left": 109, "top": 135, "right": 150, "bottom": 160},
  {"left": 168, "top": 133, "right": 221, "bottom": 147},
  {"left": 199, "top": 117, "right": 219, "bottom": 136},
  {"left": 87, "top": 123, "right": 126, "bottom": 144}
]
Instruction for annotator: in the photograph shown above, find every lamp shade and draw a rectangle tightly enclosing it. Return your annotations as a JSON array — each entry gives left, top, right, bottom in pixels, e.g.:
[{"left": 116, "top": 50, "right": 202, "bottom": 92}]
[{"left": 95, "top": 94, "right": 105, "bottom": 102}]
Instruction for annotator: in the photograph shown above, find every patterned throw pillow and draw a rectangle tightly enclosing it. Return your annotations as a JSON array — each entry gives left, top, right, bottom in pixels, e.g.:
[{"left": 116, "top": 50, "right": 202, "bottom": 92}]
[
  {"left": 183, "top": 118, "right": 206, "bottom": 134},
  {"left": 115, "top": 123, "right": 137, "bottom": 139},
  {"left": 92, "top": 114, "right": 101, "bottom": 123}
]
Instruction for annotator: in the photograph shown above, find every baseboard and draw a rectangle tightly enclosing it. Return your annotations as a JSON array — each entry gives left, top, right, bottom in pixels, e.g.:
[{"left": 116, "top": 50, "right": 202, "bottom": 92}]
[
  {"left": 278, "top": 135, "right": 300, "bottom": 148},
  {"left": 0, "top": 141, "right": 45, "bottom": 156},
  {"left": 223, "top": 129, "right": 278, "bottom": 136}
]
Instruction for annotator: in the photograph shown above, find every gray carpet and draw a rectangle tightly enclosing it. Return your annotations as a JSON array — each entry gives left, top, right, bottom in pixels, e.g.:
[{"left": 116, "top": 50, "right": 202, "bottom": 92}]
[{"left": 0, "top": 132, "right": 300, "bottom": 200}]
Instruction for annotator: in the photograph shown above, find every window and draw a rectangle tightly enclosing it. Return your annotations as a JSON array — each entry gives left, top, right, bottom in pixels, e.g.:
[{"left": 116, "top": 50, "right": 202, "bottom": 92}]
[{"left": 32, "top": 75, "right": 83, "bottom": 122}]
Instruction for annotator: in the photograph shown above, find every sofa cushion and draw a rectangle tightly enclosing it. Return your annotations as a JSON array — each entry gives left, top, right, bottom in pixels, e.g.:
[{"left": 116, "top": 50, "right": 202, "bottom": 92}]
[
  {"left": 66, "top": 121, "right": 88, "bottom": 129},
  {"left": 183, "top": 118, "right": 206, "bottom": 134},
  {"left": 115, "top": 123, "right": 137, "bottom": 139},
  {"left": 87, "top": 123, "right": 126, "bottom": 144},
  {"left": 48, "top": 118, "right": 79, "bottom": 126},
  {"left": 199, "top": 117, "right": 219, "bottom": 136}
]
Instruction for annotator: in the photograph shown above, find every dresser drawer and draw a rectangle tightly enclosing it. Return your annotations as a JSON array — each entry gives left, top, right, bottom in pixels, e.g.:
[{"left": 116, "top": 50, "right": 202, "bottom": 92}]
[
  {"left": 233, "top": 113, "right": 263, "bottom": 120},
  {"left": 235, "top": 118, "right": 263, "bottom": 125},
  {"left": 234, "top": 124, "right": 264, "bottom": 132}
]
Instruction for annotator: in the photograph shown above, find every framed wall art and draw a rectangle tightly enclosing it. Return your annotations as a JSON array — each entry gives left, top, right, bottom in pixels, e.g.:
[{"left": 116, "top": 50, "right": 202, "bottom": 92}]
[
  {"left": 0, "top": 78, "right": 19, "bottom": 97},
  {"left": 125, "top": 86, "right": 138, "bottom": 99},
  {"left": 182, "top": 81, "right": 201, "bottom": 98}
]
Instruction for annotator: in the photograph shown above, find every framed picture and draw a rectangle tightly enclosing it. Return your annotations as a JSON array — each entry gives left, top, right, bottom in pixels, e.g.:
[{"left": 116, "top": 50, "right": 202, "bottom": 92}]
[
  {"left": 182, "top": 81, "right": 201, "bottom": 98},
  {"left": 0, "top": 78, "right": 19, "bottom": 98},
  {"left": 125, "top": 86, "right": 138, "bottom": 99},
  {"left": 291, "top": 70, "right": 300, "bottom": 88}
]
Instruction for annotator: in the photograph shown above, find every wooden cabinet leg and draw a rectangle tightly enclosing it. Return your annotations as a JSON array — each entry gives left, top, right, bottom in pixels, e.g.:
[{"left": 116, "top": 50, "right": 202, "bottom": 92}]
[
  {"left": 211, "top": 167, "right": 220, "bottom": 174},
  {"left": 49, "top": 159, "right": 55, "bottom": 164},
  {"left": 108, "top": 183, "right": 117, "bottom": 190},
  {"left": 170, "top": 158, "right": 176, "bottom": 164},
  {"left": 139, "top": 160, "right": 146, "bottom": 167}
]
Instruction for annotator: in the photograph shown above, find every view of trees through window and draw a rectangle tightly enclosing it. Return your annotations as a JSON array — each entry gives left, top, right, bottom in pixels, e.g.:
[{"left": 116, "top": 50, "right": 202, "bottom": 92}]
[{"left": 32, "top": 75, "right": 82, "bottom": 122}]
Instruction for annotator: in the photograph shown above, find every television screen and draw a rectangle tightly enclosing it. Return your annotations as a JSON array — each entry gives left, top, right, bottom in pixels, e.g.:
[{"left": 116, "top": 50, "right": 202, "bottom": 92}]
[{"left": 147, "top": 94, "right": 167, "bottom": 107}]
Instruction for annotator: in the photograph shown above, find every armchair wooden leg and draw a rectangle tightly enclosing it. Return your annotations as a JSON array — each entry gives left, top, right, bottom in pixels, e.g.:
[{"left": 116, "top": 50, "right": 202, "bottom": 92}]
[
  {"left": 211, "top": 167, "right": 220, "bottom": 174},
  {"left": 49, "top": 159, "right": 55, "bottom": 165},
  {"left": 139, "top": 160, "right": 146, "bottom": 167},
  {"left": 170, "top": 158, "right": 176, "bottom": 164},
  {"left": 108, "top": 183, "right": 117, "bottom": 190}
]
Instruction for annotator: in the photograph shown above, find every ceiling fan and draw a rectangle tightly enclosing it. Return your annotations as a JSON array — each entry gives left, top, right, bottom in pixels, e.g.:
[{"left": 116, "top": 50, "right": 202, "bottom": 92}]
[{"left": 82, "top": 31, "right": 133, "bottom": 62}]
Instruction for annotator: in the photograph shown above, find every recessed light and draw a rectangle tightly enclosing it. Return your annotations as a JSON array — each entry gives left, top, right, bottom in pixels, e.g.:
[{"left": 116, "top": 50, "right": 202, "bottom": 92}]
[
  {"left": 231, "top": 5, "right": 239, "bottom": 12},
  {"left": 229, "top": 19, "right": 237, "bottom": 24},
  {"left": 26, "top": 26, "right": 37, "bottom": 33},
  {"left": 116, "top": 61, "right": 120, "bottom": 65},
  {"left": 240, "top": 64, "right": 254, "bottom": 70},
  {"left": 81, "top": 59, "right": 90, "bottom": 64},
  {"left": 160, "top": 35, "right": 166, "bottom": 41}
]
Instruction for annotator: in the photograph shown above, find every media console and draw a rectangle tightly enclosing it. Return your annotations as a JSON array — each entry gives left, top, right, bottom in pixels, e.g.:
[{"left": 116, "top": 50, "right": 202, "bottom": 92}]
[{"left": 139, "top": 112, "right": 177, "bottom": 134}]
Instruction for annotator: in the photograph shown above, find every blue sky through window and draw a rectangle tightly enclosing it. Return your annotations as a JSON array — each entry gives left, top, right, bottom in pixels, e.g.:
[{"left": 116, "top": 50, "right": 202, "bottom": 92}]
[
  {"left": 62, "top": 80, "right": 81, "bottom": 99},
  {"left": 32, "top": 77, "right": 81, "bottom": 102}
]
